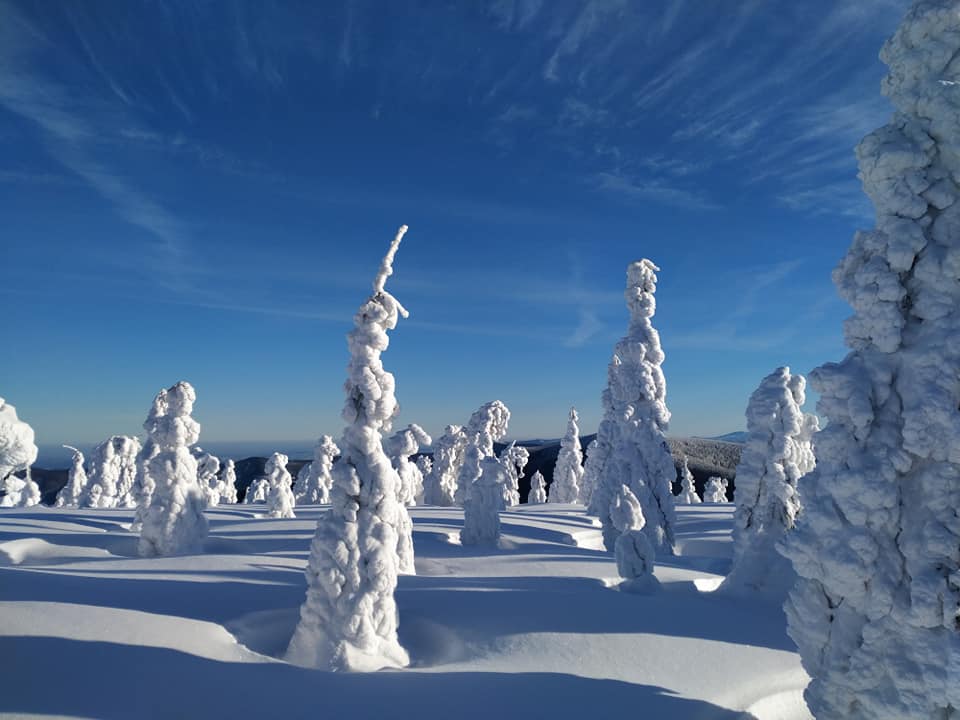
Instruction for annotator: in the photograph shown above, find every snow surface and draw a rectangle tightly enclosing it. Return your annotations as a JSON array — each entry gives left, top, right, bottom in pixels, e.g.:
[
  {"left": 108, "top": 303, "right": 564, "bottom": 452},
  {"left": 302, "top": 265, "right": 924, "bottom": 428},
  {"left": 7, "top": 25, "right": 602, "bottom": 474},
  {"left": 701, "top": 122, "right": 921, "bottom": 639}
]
[{"left": 0, "top": 502, "right": 813, "bottom": 719}]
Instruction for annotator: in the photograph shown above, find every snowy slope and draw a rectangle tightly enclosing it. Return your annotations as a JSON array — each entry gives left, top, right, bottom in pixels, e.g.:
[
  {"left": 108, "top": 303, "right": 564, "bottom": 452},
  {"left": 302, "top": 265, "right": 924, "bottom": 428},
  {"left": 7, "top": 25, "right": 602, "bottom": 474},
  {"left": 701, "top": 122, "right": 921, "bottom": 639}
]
[{"left": 0, "top": 504, "right": 810, "bottom": 719}]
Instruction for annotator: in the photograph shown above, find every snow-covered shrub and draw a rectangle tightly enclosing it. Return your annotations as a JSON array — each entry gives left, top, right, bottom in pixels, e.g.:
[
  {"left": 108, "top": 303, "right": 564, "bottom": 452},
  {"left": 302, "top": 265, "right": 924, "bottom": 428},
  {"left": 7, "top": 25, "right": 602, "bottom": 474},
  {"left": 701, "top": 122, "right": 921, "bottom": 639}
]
[
  {"left": 780, "top": 5, "right": 960, "bottom": 717},
  {"left": 610, "top": 484, "right": 659, "bottom": 594},
  {"left": 82, "top": 435, "right": 140, "bottom": 509},
  {"left": 460, "top": 454, "right": 506, "bottom": 546},
  {"left": 56, "top": 445, "right": 88, "bottom": 508},
  {"left": 218, "top": 459, "right": 238, "bottom": 504},
  {"left": 498, "top": 441, "right": 528, "bottom": 507},
  {"left": 387, "top": 424, "right": 432, "bottom": 506},
  {"left": 244, "top": 477, "right": 268, "bottom": 504},
  {"left": 591, "top": 260, "right": 678, "bottom": 555},
  {"left": 137, "top": 382, "right": 209, "bottom": 557},
  {"left": 550, "top": 407, "right": 584, "bottom": 504},
  {"left": 721, "top": 367, "right": 818, "bottom": 595},
  {"left": 295, "top": 435, "right": 339, "bottom": 505},
  {"left": 527, "top": 470, "right": 547, "bottom": 504},
  {"left": 192, "top": 447, "right": 222, "bottom": 507},
  {"left": 286, "top": 226, "right": 411, "bottom": 672},
  {"left": 422, "top": 424, "right": 466, "bottom": 506},
  {"left": 675, "top": 457, "right": 700, "bottom": 504},
  {"left": 455, "top": 400, "right": 510, "bottom": 506},
  {"left": 264, "top": 452, "right": 296, "bottom": 519},
  {"left": 702, "top": 477, "right": 728, "bottom": 503}
]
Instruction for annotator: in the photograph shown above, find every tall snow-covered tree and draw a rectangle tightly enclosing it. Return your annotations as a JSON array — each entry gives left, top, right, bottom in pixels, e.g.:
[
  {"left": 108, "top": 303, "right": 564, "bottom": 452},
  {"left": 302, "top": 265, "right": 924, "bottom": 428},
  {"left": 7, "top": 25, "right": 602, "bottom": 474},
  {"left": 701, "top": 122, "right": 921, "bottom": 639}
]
[
  {"left": 386, "top": 424, "right": 432, "bottom": 506},
  {"left": 295, "top": 435, "right": 339, "bottom": 505},
  {"left": 675, "top": 456, "right": 700, "bottom": 505},
  {"left": 527, "top": 470, "right": 547, "bottom": 504},
  {"left": 132, "top": 389, "right": 166, "bottom": 531},
  {"left": 422, "top": 425, "right": 466, "bottom": 506},
  {"left": 414, "top": 455, "right": 432, "bottom": 503},
  {"left": 610, "top": 484, "right": 659, "bottom": 594},
  {"left": 192, "top": 447, "right": 222, "bottom": 507},
  {"left": 591, "top": 260, "right": 678, "bottom": 555},
  {"left": 81, "top": 436, "right": 140, "bottom": 509},
  {"left": 137, "top": 382, "right": 209, "bottom": 557},
  {"left": 455, "top": 400, "right": 510, "bottom": 506},
  {"left": 460, "top": 454, "right": 506, "bottom": 546},
  {"left": 56, "top": 445, "right": 88, "bottom": 508},
  {"left": 0, "top": 398, "right": 39, "bottom": 508},
  {"left": 218, "top": 459, "right": 238, "bottom": 505},
  {"left": 498, "top": 441, "right": 528, "bottom": 507},
  {"left": 244, "top": 477, "right": 268, "bottom": 504},
  {"left": 579, "top": 438, "right": 602, "bottom": 505},
  {"left": 780, "top": 5, "right": 960, "bottom": 717},
  {"left": 702, "top": 477, "right": 728, "bottom": 503},
  {"left": 550, "top": 407, "right": 584, "bottom": 503},
  {"left": 286, "top": 225, "right": 411, "bottom": 672},
  {"left": 264, "top": 452, "right": 296, "bottom": 519},
  {"left": 721, "top": 367, "right": 818, "bottom": 595}
]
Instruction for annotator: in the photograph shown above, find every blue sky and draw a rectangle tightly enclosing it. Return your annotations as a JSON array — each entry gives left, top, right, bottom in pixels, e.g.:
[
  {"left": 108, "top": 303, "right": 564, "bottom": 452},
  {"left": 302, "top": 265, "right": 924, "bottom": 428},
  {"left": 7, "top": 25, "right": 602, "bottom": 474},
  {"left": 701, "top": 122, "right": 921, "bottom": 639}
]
[{"left": 1, "top": 0, "right": 908, "bottom": 450}]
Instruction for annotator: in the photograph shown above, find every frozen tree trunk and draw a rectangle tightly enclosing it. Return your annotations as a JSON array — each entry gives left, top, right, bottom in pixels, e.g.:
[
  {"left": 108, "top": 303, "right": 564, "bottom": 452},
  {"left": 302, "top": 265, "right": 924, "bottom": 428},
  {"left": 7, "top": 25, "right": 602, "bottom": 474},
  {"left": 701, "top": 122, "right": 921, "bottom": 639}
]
[
  {"left": 592, "top": 261, "right": 678, "bottom": 555},
  {"left": 455, "top": 401, "right": 511, "bottom": 506},
  {"left": 137, "top": 382, "right": 209, "bottom": 557},
  {"left": 286, "top": 225, "right": 411, "bottom": 672},
  {"left": 498, "top": 441, "right": 528, "bottom": 507},
  {"left": 527, "top": 470, "right": 547, "bottom": 504},
  {"left": 422, "top": 425, "right": 466, "bottom": 506},
  {"left": 721, "top": 367, "right": 818, "bottom": 596},
  {"left": 264, "top": 452, "right": 296, "bottom": 519},
  {"left": 56, "top": 446, "right": 88, "bottom": 508},
  {"left": 460, "top": 455, "right": 506, "bottom": 546},
  {"left": 610, "top": 484, "right": 659, "bottom": 594},
  {"left": 702, "top": 477, "right": 728, "bottom": 503},
  {"left": 218, "top": 459, "right": 238, "bottom": 504},
  {"left": 550, "top": 407, "right": 584, "bottom": 503},
  {"left": 192, "top": 447, "right": 222, "bottom": 508},
  {"left": 780, "top": 4, "right": 960, "bottom": 718},
  {"left": 295, "top": 436, "right": 340, "bottom": 505},
  {"left": 579, "top": 438, "right": 601, "bottom": 505},
  {"left": 675, "top": 457, "right": 700, "bottom": 505}
]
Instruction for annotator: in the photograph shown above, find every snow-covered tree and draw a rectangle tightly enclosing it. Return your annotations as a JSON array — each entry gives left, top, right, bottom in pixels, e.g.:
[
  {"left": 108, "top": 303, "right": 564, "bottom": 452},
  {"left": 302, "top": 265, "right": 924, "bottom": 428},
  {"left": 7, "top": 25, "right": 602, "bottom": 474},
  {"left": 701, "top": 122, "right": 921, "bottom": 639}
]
[
  {"left": 455, "top": 400, "right": 510, "bottom": 506},
  {"left": 244, "top": 477, "right": 268, "bottom": 504},
  {"left": 386, "top": 424, "right": 432, "bottom": 506},
  {"left": 460, "top": 454, "right": 506, "bottom": 546},
  {"left": 192, "top": 447, "right": 222, "bottom": 507},
  {"left": 498, "top": 441, "right": 528, "bottom": 507},
  {"left": 702, "top": 477, "right": 728, "bottom": 503},
  {"left": 610, "top": 484, "right": 659, "bottom": 594},
  {"left": 55, "top": 445, "right": 88, "bottom": 508},
  {"left": 414, "top": 455, "right": 432, "bottom": 503},
  {"left": 591, "top": 260, "right": 678, "bottom": 555},
  {"left": 550, "top": 407, "right": 584, "bottom": 504},
  {"left": 780, "top": 5, "right": 960, "bottom": 717},
  {"left": 0, "top": 398, "right": 40, "bottom": 506},
  {"left": 527, "top": 470, "right": 547, "bottom": 504},
  {"left": 286, "top": 225, "right": 411, "bottom": 672},
  {"left": 137, "top": 382, "right": 208, "bottom": 557},
  {"left": 422, "top": 425, "right": 466, "bottom": 506},
  {"left": 218, "top": 459, "right": 238, "bottom": 504},
  {"left": 264, "top": 452, "right": 296, "bottom": 519},
  {"left": 81, "top": 435, "right": 140, "bottom": 509},
  {"left": 295, "top": 436, "right": 339, "bottom": 505},
  {"left": 675, "top": 456, "right": 700, "bottom": 504},
  {"left": 132, "top": 389, "right": 166, "bottom": 531},
  {"left": 579, "top": 438, "right": 602, "bottom": 505},
  {"left": 721, "top": 367, "right": 818, "bottom": 595}
]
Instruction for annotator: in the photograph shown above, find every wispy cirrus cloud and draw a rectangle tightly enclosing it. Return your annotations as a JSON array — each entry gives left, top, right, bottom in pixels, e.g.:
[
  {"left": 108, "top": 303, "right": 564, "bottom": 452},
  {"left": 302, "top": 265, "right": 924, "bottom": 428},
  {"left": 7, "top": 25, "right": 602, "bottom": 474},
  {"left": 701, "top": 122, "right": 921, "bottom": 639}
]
[{"left": 593, "top": 171, "right": 720, "bottom": 212}]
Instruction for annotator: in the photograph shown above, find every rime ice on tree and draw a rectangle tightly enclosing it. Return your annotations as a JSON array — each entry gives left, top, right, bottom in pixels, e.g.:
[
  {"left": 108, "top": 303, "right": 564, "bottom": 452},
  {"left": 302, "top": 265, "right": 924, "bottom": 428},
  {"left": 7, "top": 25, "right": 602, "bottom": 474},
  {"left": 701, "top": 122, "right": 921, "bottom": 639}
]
[
  {"left": 286, "top": 225, "right": 411, "bottom": 672},
  {"left": 56, "top": 445, "right": 88, "bottom": 508},
  {"left": 422, "top": 425, "right": 466, "bottom": 506},
  {"left": 611, "top": 484, "right": 659, "bottom": 594},
  {"left": 0, "top": 398, "right": 39, "bottom": 508},
  {"left": 137, "top": 382, "right": 209, "bottom": 557},
  {"left": 592, "top": 260, "right": 677, "bottom": 555},
  {"left": 132, "top": 389, "right": 167, "bottom": 531},
  {"left": 550, "top": 407, "right": 584, "bottom": 504},
  {"left": 702, "top": 477, "right": 728, "bottom": 503},
  {"left": 456, "top": 400, "right": 510, "bottom": 506},
  {"left": 264, "top": 452, "right": 296, "bottom": 519},
  {"left": 527, "top": 470, "right": 547, "bottom": 504},
  {"left": 244, "top": 477, "right": 268, "bottom": 504},
  {"left": 218, "top": 459, "right": 238, "bottom": 504},
  {"left": 460, "top": 454, "right": 506, "bottom": 546},
  {"left": 721, "top": 367, "right": 817, "bottom": 596},
  {"left": 498, "top": 441, "right": 529, "bottom": 507},
  {"left": 581, "top": 434, "right": 609, "bottom": 508},
  {"left": 675, "top": 457, "right": 700, "bottom": 504},
  {"left": 192, "top": 447, "right": 222, "bottom": 507},
  {"left": 414, "top": 455, "right": 432, "bottom": 503},
  {"left": 295, "top": 436, "right": 339, "bottom": 505},
  {"left": 387, "top": 424, "right": 432, "bottom": 506},
  {"left": 81, "top": 436, "right": 140, "bottom": 509},
  {"left": 780, "top": 4, "right": 960, "bottom": 717}
]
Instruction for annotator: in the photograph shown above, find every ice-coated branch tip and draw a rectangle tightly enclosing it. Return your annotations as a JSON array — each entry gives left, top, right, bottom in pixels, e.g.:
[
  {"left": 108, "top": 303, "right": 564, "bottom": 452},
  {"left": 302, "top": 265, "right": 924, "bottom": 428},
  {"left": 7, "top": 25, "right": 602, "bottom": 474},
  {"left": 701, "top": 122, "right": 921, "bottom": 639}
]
[{"left": 373, "top": 224, "right": 408, "bottom": 293}]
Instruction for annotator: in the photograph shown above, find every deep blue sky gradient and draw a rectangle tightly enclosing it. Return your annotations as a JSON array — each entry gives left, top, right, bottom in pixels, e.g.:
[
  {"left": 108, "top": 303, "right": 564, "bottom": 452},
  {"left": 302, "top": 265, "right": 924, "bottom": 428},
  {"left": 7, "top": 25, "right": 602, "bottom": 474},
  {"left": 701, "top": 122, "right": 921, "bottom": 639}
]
[{"left": 1, "top": 0, "right": 909, "bottom": 447}]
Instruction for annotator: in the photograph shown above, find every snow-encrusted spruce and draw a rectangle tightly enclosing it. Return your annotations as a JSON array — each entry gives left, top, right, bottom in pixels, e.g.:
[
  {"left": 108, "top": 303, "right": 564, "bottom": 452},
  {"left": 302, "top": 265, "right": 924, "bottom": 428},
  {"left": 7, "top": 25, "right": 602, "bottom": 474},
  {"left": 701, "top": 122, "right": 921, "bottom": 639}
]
[
  {"left": 578, "top": 438, "right": 601, "bottom": 505},
  {"left": 527, "top": 470, "right": 547, "bottom": 504},
  {"left": 55, "top": 445, "right": 88, "bottom": 508},
  {"left": 414, "top": 455, "right": 432, "bottom": 503},
  {"left": 137, "top": 382, "right": 209, "bottom": 557},
  {"left": 780, "top": 5, "right": 960, "bottom": 717},
  {"left": 455, "top": 400, "right": 510, "bottom": 506},
  {"left": 81, "top": 435, "right": 140, "bottom": 509},
  {"left": 192, "top": 447, "right": 222, "bottom": 507},
  {"left": 218, "top": 459, "right": 238, "bottom": 504},
  {"left": 721, "top": 367, "right": 818, "bottom": 596},
  {"left": 286, "top": 225, "right": 411, "bottom": 672},
  {"left": 386, "top": 424, "right": 432, "bottom": 506},
  {"left": 498, "top": 441, "right": 529, "bottom": 507},
  {"left": 550, "top": 407, "right": 584, "bottom": 504},
  {"left": 0, "top": 398, "right": 39, "bottom": 508},
  {"left": 295, "top": 435, "right": 339, "bottom": 505},
  {"left": 244, "top": 477, "right": 268, "bottom": 504},
  {"left": 583, "top": 432, "right": 612, "bottom": 509},
  {"left": 702, "top": 477, "right": 728, "bottom": 503},
  {"left": 610, "top": 484, "right": 659, "bottom": 594},
  {"left": 422, "top": 424, "right": 466, "bottom": 506},
  {"left": 264, "top": 452, "right": 296, "bottom": 519},
  {"left": 592, "top": 260, "right": 678, "bottom": 555},
  {"left": 460, "top": 453, "right": 506, "bottom": 545},
  {"left": 132, "top": 389, "right": 166, "bottom": 531},
  {"left": 675, "top": 456, "right": 700, "bottom": 504}
]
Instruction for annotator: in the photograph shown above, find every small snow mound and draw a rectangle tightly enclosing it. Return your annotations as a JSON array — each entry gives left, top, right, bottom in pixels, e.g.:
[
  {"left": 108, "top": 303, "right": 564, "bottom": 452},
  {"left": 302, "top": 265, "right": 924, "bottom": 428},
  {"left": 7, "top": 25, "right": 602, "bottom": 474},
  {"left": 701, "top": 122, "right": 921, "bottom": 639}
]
[
  {"left": 693, "top": 577, "right": 725, "bottom": 593},
  {"left": 740, "top": 688, "right": 813, "bottom": 720},
  {"left": 0, "top": 538, "right": 113, "bottom": 566}
]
